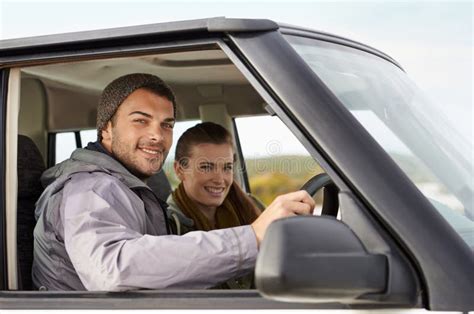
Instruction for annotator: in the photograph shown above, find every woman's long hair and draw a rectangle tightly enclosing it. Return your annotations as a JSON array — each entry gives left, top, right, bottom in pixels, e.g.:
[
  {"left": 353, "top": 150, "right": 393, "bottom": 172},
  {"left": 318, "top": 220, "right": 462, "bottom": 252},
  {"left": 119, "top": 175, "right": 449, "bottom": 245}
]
[{"left": 175, "top": 122, "right": 260, "bottom": 223}]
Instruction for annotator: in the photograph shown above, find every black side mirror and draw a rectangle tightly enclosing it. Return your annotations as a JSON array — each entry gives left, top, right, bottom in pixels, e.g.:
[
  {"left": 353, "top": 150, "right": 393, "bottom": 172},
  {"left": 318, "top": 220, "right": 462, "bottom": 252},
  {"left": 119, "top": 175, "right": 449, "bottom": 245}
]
[{"left": 255, "top": 216, "right": 387, "bottom": 303}]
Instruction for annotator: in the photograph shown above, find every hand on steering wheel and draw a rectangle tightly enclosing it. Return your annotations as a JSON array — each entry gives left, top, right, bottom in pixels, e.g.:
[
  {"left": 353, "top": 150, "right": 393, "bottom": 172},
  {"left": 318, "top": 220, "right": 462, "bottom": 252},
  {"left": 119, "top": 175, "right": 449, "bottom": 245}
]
[{"left": 300, "top": 173, "right": 339, "bottom": 217}]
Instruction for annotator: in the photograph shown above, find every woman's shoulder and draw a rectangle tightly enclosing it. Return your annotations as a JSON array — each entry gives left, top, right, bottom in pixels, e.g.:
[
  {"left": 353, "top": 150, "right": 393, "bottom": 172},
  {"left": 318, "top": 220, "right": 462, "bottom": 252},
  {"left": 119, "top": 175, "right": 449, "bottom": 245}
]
[
  {"left": 166, "top": 194, "right": 195, "bottom": 235},
  {"left": 166, "top": 194, "right": 180, "bottom": 212}
]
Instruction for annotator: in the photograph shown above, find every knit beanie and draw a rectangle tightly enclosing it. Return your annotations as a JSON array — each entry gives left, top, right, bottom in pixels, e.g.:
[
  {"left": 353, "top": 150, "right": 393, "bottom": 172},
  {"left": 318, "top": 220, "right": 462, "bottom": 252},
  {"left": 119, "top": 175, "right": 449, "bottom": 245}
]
[{"left": 97, "top": 73, "right": 176, "bottom": 141}]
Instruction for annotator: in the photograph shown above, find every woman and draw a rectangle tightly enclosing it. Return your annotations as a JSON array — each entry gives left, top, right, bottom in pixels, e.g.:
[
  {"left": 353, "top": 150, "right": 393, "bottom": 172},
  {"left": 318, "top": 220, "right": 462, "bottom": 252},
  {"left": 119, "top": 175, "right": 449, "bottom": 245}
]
[{"left": 167, "top": 122, "right": 260, "bottom": 289}]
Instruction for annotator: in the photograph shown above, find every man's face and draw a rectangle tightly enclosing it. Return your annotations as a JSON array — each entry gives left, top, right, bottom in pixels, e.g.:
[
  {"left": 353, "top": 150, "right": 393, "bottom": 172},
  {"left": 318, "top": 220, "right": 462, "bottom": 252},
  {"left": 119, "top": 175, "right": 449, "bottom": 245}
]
[{"left": 101, "top": 88, "right": 175, "bottom": 180}]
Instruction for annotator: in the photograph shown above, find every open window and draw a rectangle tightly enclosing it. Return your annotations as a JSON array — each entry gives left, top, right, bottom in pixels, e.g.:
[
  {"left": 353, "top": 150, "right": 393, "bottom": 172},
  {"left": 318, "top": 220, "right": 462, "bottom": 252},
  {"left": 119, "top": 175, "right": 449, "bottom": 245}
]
[{"left": 10, "top": 41, "right": 328, "bottom": 294}]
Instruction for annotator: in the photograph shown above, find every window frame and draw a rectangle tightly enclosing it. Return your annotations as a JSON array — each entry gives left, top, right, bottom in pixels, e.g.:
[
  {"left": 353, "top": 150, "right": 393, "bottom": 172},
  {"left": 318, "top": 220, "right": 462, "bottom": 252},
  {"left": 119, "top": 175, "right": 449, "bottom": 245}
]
[
  {"left": 48, "top": 131, "right": 81, "bottom": 167},
  {"left": 0, "top": 69, "right": 9, "bottom": 290},
  {"left": 231, "top": 118, "right": 250, "bottom": 193},
  {"left": 2, "top": 34, "right": 340, "bottom": 308},
  {"left": 2, "top": 26, "right": 418, "bottom": 309}
]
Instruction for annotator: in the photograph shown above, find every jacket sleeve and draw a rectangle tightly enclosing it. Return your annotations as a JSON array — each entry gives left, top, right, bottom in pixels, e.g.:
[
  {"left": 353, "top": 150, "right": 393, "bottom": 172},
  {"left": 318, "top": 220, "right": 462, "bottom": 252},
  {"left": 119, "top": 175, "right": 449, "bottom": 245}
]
[{"left": 61, "top": 173, "right": 258, "bottom": 291}]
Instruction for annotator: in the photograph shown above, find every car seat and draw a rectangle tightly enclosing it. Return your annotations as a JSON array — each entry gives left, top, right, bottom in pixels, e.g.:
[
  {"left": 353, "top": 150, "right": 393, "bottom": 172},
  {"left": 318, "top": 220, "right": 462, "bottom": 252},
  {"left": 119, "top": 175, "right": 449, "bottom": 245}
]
[
  {"left": 147, "top": 170, "right": 172, "bottom": 201},
  {"left": 17, "top": 135, "right": 45, "bottom": 290}
]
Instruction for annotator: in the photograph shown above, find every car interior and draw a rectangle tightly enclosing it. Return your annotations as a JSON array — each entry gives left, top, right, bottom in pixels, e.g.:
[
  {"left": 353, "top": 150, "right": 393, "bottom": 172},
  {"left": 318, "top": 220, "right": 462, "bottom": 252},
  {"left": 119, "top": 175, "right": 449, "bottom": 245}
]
[{"left": 10, "top": 44, "right": 330, "bottom": 291}]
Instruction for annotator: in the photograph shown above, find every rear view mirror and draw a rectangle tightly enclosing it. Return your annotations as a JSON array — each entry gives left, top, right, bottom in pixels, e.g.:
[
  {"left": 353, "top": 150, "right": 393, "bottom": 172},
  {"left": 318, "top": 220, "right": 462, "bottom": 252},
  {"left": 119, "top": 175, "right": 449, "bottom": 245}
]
[{"left": 255, "top": 216, "right": 387, "bottom": 303}]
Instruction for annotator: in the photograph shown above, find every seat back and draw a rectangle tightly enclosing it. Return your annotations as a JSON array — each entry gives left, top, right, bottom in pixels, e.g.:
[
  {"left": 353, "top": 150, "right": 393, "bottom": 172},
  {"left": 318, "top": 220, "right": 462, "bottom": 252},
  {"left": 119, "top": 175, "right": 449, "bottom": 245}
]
[
  {"left": 147, "top": 169, "right": 172, "bottom": 201},
  {"left": 17, "top": 135, "right": 45, "bottom": 290}
]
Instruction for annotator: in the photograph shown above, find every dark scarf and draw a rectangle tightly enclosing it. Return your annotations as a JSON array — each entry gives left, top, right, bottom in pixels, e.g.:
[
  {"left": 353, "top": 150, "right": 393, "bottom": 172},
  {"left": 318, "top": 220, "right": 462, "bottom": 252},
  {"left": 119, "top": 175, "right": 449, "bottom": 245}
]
[{"left": 85, "top": 141, "right": 111, "bottom": 156}]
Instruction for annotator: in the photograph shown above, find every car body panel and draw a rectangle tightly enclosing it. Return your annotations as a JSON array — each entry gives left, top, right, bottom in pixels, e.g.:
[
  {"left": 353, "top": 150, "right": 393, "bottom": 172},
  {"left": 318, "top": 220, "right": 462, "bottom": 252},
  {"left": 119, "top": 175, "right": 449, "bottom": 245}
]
[{"left": 226, "top": 29, "right": 474, "bottom": 310}]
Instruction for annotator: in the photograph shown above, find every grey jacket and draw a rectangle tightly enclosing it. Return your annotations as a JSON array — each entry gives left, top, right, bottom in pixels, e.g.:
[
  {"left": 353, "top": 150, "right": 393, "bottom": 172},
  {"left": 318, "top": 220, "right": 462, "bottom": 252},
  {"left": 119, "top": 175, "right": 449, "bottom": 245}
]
[
  {"left": 166, "top": 195, "right": 254, "bottom": 289},
  {"left": 32, "top": 147, "right": 258, "bottom": 291}
]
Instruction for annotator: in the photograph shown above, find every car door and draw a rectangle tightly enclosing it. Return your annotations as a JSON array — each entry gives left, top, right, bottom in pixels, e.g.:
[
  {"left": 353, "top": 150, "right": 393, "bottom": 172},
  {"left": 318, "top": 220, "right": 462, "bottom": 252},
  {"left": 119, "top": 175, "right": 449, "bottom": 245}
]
[
  {"left": 0, "top": 18, "right": 339, "bottom": 309},
  {"left": 0, "top": 18, "right": 472, "bottom": 311}
]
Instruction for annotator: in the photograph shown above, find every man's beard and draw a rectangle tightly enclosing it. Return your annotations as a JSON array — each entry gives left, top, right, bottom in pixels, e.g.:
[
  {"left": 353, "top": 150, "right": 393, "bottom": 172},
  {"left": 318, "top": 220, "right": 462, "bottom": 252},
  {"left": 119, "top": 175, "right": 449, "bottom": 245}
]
[{"left": 111, "top": 135, "right": 168, "bottom": 180}]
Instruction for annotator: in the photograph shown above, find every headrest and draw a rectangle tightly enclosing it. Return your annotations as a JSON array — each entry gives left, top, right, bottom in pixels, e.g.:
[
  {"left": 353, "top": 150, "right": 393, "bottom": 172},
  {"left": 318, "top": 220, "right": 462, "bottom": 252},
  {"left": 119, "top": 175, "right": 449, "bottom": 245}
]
[{"left": 147, "top": 170, "right": 172, "bottom": 201}]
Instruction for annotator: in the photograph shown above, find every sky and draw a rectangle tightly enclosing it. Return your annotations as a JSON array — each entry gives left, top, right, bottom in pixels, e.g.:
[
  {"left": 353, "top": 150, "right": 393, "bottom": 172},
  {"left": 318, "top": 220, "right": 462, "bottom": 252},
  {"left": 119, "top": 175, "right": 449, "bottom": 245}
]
[{"left": 0, "top": 0, "right": 472, "bottom": 158}]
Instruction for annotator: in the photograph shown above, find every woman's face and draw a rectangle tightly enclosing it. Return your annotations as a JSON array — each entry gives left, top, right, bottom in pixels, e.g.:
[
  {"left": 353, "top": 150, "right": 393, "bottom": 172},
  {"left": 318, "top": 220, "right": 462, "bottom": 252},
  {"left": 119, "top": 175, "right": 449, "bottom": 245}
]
[{"left": 175, "top": 143, "right": 234, "bottom": 210}]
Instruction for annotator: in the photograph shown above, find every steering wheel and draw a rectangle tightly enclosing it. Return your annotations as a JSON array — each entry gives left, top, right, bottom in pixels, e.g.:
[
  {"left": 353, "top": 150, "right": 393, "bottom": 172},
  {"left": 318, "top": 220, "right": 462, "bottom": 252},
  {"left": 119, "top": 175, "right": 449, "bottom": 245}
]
[{"left": 300, "top": 173, "right": 339, "bottom": 217}]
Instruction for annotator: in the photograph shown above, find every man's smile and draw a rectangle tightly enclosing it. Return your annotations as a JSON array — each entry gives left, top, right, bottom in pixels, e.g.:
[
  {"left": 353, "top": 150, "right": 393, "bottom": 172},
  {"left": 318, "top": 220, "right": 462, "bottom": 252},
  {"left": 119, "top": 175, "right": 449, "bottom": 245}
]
[{"left": 138, "top": 146, "right": 164, "bottom": 157}]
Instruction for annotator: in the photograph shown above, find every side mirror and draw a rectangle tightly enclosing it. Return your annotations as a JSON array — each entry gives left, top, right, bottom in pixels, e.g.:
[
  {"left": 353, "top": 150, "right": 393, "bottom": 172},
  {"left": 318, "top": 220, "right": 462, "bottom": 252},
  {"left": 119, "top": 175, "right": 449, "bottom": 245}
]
[{"left": 255, "top": 216, "right": 387, "bottom": 303}]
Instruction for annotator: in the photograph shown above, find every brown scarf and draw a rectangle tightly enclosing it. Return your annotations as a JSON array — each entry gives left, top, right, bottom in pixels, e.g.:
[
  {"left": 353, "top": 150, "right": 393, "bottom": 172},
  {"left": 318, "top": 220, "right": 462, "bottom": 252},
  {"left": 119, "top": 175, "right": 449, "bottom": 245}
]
[{"left": 172, "top": 183, "right": 246, "bottom": 231}]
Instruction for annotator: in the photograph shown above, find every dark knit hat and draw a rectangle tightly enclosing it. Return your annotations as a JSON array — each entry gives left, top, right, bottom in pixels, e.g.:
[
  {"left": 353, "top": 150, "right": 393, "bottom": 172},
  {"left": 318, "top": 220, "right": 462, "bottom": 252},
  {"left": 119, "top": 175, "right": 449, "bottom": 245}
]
[{"left": 97, "top": 73, "right": 176, "bottom": 141}]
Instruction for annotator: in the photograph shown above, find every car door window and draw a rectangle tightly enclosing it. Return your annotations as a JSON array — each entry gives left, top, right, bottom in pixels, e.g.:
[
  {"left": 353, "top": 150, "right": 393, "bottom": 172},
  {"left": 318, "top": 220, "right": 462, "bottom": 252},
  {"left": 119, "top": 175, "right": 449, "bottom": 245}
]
[
  {"left": 54, "top": 129, "right": 96, "bottom": 164},
  {"left": 235, "top": 115, "right": 325, "bottom": 213},
  {"left": 55, "top": 132, "right": 77, "bottom": 164},
  {"left": 11, "top": 31, "right": 339, "bottom": 300},
  {"left": 80, "top": 129, "right": 97, "bottom": 147}
]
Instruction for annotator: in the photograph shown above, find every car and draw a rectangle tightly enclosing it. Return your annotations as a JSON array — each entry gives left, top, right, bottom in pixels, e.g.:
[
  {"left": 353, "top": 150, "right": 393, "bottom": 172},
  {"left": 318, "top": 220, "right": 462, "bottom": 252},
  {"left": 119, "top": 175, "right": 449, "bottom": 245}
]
[{"left": 0, "top": 17, "right": 472, "bottom": 310}]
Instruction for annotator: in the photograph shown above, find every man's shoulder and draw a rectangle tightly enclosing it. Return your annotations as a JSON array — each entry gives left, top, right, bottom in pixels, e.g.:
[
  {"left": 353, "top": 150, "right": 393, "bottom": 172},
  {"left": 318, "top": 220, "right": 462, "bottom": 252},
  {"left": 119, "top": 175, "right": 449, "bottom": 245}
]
[
  {"left": 65, "top": 171, "right": 130, "bottom": 195},
  {"left": 63, "top": 171, "right": 145, "bottom": 212},
  {"left": 68, "top": 169, "right": 116, "bottom": 181}
]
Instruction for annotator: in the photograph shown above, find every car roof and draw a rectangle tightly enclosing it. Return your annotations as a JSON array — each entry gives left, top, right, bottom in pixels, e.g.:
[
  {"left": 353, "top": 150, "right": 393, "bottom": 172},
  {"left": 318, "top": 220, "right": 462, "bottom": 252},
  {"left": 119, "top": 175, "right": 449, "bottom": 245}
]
[
  {"left": 0, "top": 17, "right": 400, "bottom": 69},
  {"left": 0, "top": 17, "right": 277, "bottom": 52}
]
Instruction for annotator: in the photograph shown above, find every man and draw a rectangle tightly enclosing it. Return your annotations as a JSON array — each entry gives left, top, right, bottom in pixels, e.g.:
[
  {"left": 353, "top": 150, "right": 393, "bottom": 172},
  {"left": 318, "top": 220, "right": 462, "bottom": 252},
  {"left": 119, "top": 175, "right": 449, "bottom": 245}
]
[{"left": 32, "top": 73, "right": 314, "bottom": 291}]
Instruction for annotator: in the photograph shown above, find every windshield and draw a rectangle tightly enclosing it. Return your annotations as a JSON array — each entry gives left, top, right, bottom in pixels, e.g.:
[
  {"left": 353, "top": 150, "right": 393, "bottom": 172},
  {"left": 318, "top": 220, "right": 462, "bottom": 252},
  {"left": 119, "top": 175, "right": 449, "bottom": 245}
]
[{"left": 286, "top": 35, "right": 474, "bottom": 247}]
